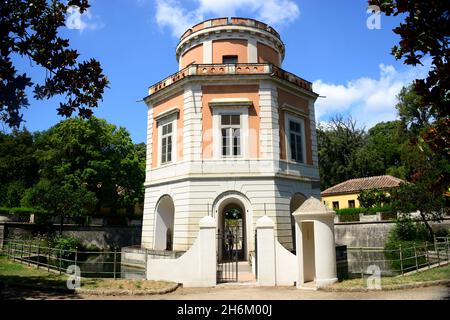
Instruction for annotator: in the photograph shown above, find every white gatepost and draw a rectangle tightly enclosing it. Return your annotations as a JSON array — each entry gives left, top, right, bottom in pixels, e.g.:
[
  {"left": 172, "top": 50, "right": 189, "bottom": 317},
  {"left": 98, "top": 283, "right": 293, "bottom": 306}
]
[
  {"left": 293, "top": 197, "right": 337, "bottom": 289},
  {"left": 198, "top": 216, "right": 217, "bottom": 287},
  {"left": 256, "top": 216, "right": 276, "bottom": 286}
]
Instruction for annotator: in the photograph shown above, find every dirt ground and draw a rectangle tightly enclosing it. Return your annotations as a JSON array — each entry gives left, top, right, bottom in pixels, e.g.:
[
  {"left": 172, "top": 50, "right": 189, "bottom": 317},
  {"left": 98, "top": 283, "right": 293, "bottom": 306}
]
[{"left": 1, "top": 284, "right": 449, "bottom": 300}]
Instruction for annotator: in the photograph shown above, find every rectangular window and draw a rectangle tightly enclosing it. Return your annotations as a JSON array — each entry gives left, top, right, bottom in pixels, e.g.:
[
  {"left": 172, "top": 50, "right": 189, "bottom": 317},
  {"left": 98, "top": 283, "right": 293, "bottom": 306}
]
[
  {"left": 289, "top": 120, "right": 304, "bottom": 162},
  {"left": 161, "top": 122, "right": 173, "bottom": 164},
  {"left": 332, "top": 201, "right": 339, "bottom": 210},
  {"left": 348, "top": 200, "right": 355, "bottom": 208},
  {"left": 222, "top": 55, "right": 238, "bottom": 64},
  {"left": 221, "top": 114, "right": 241, "bottom": 157}
]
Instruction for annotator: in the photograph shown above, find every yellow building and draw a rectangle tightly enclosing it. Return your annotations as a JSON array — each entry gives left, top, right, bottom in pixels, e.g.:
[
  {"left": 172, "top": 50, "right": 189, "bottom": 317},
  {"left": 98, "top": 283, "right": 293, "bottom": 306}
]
[{"left": 321, "top": 175, "right": 405, "bottom": 210}]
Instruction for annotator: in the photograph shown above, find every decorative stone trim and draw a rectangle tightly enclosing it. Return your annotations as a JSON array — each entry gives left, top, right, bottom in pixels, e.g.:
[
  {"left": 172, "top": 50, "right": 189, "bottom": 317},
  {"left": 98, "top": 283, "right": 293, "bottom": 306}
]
[
  {"left": 209, "top": 98, "right": 253, "bottom": 108},
  {"left": 154, "top": 107, "right": 180, "bottom": 124},
  {"left": 281, "top": 103, "right": 309, "bottom": 118}
]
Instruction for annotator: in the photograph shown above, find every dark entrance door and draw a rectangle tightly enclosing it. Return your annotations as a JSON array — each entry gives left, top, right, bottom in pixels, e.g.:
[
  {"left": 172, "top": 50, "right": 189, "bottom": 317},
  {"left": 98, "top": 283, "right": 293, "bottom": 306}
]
[{"left": 216, "top": 225, "right": 241, "bottom": 283}]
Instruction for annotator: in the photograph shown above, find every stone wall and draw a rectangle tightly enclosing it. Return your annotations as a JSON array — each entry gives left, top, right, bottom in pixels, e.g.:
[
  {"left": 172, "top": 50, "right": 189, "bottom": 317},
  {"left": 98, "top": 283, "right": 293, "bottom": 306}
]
[
  {"left": 1, "top": 223, "right": 142, "bottom": 250},
  {"left": 335, "top": 218, "right": 450, "bottom": 248}
]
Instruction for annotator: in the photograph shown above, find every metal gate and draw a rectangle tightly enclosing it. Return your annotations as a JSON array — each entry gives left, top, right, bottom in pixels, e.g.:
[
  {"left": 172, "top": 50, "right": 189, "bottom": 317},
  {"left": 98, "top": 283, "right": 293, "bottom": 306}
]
[{"left": 216, "top": 225, "right": 241, "bottom": 283}]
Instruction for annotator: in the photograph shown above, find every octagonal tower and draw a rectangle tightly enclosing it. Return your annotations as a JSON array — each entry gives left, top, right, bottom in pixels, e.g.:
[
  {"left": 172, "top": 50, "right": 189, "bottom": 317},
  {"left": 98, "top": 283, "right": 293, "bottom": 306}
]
[{"left": 142, "top": 18, "right": 320, "bottom": 258}]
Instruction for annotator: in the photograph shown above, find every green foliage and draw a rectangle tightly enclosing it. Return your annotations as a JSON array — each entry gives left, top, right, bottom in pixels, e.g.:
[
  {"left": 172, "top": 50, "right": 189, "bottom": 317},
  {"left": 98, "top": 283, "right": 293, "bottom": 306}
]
[
  {"left": 317, "top": 116, "right": 366, "bottom": 190},
  {"left": 335, "top": 207, "right": 364, "bottom": 215},
  {"left": 384, "top": 219, "right": 430, "bottom": 272},
  {"left": 334, "top": 205, "right": 394, "bottom": 216},
  {"left": 384, "top": 240, "right": 427, "bottom": 273},
  {"left": 369, "top": 0, "right": 449, "bottom": 158},
  {"left": 390, "top": 182, "right": 445, "bottom": 239},
  {"left": 390, "top": 220, "right": 429, "bottom": 242},
  {"left": 355, "top": 121, "right": 404, "bottom": 178},
  {"left": 49, "top": 234, "right": 80, "bottom": 253},
  {"left": 0, "top": 0, "right": 109, "bottom": 128},
  {"left": 34, "top": 117, "right": 145, "bottom": 213},
  {"left": 0, "top": 207, "right": 10, "bottom": 214},
  {"left": 358, "top": 188, "right": 391, "bottom": 208},
  {"left": 21, "top": 179, "right": 97, "bottom": 230}
]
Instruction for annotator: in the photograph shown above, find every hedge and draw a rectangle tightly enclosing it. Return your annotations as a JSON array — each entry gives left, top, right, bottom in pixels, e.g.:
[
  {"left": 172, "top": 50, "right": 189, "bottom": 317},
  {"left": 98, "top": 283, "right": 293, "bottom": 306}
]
[{"left": 335, "top": 205, "right": 394, "bottom": 216}]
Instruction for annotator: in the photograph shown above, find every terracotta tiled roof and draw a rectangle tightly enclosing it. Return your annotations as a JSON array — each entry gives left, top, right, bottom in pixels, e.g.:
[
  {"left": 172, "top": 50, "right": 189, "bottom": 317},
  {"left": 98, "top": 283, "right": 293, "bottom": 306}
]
[{"left": 321, "top": 175, "right": 405, "bottom": 196}]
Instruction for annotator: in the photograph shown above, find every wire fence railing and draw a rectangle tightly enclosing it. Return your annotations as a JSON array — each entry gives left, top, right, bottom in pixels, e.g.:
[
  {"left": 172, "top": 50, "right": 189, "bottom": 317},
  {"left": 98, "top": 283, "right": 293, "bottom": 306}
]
[
  {"left": 345, "top": 236, "right": 450, "bottom": 278},
  {"left": 0, "top": 239, "right": 147, "bottom": 279}
]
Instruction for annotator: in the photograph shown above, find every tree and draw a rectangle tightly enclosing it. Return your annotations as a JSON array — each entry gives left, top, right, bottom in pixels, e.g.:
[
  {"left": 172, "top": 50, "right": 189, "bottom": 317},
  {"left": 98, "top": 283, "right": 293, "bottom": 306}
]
[
  {"left": 317, "top": 115, "right": 366, "bottom": 190},
  {"left": 22, "top": 179, "right": 96, "bottom": 232},
  {"left": 390, "top": 180, "right": 445, "bottom": 240},
  {"left": 34, "top": 117, "right": 145, "bottom": 215},
  {"left": 395, "top": 85, "right": 433, "bottom": 136},
  {"left": 0, "top": 0, "right": 109, "bottom": 127},
  {"left": 355, "top": 121, "right": 405, "bottom": 178},
  {"left": 0, "top": 129, "right": 38, "bottom": 206},
  {"left": 369, "top": 0, "right": 449, "bottom": 159}
]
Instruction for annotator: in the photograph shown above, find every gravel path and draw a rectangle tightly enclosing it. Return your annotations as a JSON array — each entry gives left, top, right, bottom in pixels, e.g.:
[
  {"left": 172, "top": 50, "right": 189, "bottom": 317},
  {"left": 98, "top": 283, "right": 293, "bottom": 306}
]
[{"left": 2, "top": 284, "right": 449, "bottom": 300}]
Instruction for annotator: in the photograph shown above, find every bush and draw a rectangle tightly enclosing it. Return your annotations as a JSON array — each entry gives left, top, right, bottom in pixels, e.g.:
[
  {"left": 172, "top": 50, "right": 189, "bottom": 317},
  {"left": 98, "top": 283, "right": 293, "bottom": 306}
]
[
  {"left": 0, "top": 207, "right": 10, "bottom": 214},
  {"left": 49, "top": 235, "right": 80, "bottom": 253},
  {"left": 335, "top": 207, "right": 364, "bottom": 215},
  {"left": 391, "top": 219, "right": 429, "bottom": 242},
  {"left": 384, "top": 239, "right": 427, "bottom": 273},
  {"left": 366, "top": 204, "right": 394, "bottom": 214}
]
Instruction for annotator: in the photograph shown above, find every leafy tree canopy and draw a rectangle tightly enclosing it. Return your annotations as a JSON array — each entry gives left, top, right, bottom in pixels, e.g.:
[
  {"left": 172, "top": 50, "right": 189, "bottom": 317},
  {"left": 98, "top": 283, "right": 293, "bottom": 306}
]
[
  {"left": 34, "top": 116, "right": 145, "bottom": 213},
  {"left": 0, "top": 0, "right": 109, "bottom": 127},
  {"left": 369, "top": 0, "right": 449, "bottom": 157}
]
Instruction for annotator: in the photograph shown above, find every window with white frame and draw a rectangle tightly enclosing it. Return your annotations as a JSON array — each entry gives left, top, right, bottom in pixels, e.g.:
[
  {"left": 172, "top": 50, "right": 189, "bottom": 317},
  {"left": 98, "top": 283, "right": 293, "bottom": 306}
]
[
  {"left": 161, "top": 122, "right": 173, "bottom": 164},
  {"left": 209, "top": 100, "right": 251, "bottom": 159},
  {"left": 220, "top": 114, "right": 241, "bottom": 157}
]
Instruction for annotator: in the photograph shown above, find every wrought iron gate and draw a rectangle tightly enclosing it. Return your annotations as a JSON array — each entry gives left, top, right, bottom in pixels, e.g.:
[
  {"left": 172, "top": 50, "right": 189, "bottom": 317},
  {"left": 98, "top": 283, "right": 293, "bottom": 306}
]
[{"left": 216, "top": 225, "right": 241, "bottom": 283}]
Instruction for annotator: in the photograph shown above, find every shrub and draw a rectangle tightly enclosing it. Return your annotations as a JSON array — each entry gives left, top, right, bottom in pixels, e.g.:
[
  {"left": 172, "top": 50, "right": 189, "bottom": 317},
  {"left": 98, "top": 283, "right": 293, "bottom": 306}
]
[
  {"left": 384, "top": 239, "right": 427, "bottom": 273},
  {"left": 0, "top": 207, "right": 10, "bottom": 214},
  {"left": 49, "top": 235, "right": 80, "bottom": 255},
  {"left": 335, "top": 207, "right": 364, "bottom": 215},
  {"left": 391, "top": 219, "right": 429, "bottom": 242}
]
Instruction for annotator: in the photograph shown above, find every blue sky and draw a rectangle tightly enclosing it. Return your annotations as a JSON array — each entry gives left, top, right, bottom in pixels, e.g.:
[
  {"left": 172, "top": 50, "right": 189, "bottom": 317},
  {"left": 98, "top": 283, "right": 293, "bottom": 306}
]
[{"left": 9, "top": 0, "right": 430, "bottom": 143}]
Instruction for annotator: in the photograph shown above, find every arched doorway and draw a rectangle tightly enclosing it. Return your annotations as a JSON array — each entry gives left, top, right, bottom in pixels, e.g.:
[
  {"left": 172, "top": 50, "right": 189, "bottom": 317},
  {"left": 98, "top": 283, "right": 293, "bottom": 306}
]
[
  {"left": 290, "top": 193, "right": 307, "bottom": 252},
  {"left": 154, "top": 195, "right": 175, "bottom": 251},
  {"left": 221, "top": 202, "right": 245, "bottom": 261},
  {"left": 213, "top": 192, "right": 253, "bottom": 262}
]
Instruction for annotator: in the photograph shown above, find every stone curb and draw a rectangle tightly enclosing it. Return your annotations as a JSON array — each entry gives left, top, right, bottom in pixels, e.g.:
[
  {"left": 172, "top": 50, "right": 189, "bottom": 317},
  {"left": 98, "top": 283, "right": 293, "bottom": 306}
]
[
  {"left": 74, "top": 283, "right": 180, "bottom": 296},
  {"left": 1, "top": 281, "right": 180, "bottom": 296},
  {"left": 319, "top": 279, "right": 450, "bottom": 292}
]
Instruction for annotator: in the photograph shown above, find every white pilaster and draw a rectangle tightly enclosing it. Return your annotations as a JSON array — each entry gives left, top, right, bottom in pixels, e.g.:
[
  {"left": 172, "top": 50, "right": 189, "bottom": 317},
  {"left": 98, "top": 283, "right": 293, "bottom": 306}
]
[
  {"left": 259, "top": 81, "right": 280, "bottom": 162},
  {"left": 183, "top": 84, "right": 203, "bottom": 161},
  {"left": 248, "top": 37, "right": 258, "bottom": 63},
  {"left": 203, "top": 39, "right": 212, "bottom": 64},
  {"left": 308, "top": 99, "right": 319, "bottom": 168}
]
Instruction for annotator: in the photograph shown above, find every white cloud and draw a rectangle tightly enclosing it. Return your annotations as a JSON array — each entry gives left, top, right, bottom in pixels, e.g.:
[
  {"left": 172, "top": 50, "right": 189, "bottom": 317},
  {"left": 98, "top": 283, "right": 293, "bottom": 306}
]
[
  {"left": 154, "top": 0, "right": 300, "bottom": 38},
  {"left": 155, "top": 0, "right": 203, "bottom": 38},
  {"left": 66, "top": 5, "right": 101, "bottom": 32},
  {"left": 313, "top": 60, "right": 431, "bottom": 129}
]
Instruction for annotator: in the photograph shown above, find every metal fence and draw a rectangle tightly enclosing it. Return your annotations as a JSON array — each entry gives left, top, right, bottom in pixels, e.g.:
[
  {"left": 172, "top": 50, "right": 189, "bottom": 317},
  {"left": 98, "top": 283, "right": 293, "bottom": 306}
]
[
  {"left": 345, "top": 236, "right": 450, "bottom": 278},
  {"left": 0, "top": 239, "right": 146, "bottom": 279}
]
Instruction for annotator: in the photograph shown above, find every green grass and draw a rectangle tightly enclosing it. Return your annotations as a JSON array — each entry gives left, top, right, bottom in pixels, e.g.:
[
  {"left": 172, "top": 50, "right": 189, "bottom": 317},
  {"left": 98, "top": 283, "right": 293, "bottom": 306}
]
[
  {"left": 332, "top": 264, "right": 450, "bottom": 289},
  {"left": 0, "top": 254, "right": 176, "bottom": 292},
  {"left": 0, "top": 254, "right": 68, "bottom": 289}
]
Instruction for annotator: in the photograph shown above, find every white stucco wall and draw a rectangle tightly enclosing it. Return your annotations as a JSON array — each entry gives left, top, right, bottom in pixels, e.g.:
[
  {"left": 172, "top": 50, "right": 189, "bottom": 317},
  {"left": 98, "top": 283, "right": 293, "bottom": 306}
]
[{"left": 146, "top": 216, "right": 216, "bottom": 287}]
